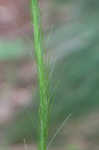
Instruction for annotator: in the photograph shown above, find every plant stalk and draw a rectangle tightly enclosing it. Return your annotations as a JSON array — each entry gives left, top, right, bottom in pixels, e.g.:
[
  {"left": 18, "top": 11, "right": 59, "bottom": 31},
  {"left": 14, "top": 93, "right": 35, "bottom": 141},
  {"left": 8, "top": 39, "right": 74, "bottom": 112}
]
[{"left": 31, "top": 1, "right": 49, "bottom": 150}]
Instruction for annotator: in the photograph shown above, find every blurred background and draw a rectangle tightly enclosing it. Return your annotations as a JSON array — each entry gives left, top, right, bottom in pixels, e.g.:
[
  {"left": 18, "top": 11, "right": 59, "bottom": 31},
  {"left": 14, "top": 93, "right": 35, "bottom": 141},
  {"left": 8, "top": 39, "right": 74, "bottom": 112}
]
[{"left": 0, "top": 0, "right": 99, "bottom": 150}]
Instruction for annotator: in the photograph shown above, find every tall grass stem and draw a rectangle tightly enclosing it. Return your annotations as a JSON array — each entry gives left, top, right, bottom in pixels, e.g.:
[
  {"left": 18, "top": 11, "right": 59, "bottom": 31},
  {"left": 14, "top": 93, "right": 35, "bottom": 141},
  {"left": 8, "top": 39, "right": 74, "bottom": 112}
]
[{"left": 31, "top": 1, "right": 49, "bottom": 150}]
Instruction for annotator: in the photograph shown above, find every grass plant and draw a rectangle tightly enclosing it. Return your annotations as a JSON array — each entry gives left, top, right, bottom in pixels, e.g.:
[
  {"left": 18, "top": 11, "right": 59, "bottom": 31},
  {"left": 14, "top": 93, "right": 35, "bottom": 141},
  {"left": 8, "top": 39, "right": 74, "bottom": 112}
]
[{"left": 31, "top": 1, "right": 50, "bottom": 150}]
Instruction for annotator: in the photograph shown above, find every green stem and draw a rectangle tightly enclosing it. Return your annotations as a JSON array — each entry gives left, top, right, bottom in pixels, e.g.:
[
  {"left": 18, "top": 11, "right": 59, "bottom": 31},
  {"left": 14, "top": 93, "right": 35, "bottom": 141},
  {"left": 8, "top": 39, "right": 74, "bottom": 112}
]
[{"left": 31, "top": 1, "right": 49, "bottom": 150}]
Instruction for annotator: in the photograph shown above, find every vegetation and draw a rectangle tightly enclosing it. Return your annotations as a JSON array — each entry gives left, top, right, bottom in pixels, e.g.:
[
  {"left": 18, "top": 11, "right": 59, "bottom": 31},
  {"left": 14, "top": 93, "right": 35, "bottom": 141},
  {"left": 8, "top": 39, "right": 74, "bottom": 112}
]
[
  {"left": 31, "top": 0, "right": 50, "bottom": 150},
  {"left": 2, "top": 0, "right": 99, "bottom": 149}
]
